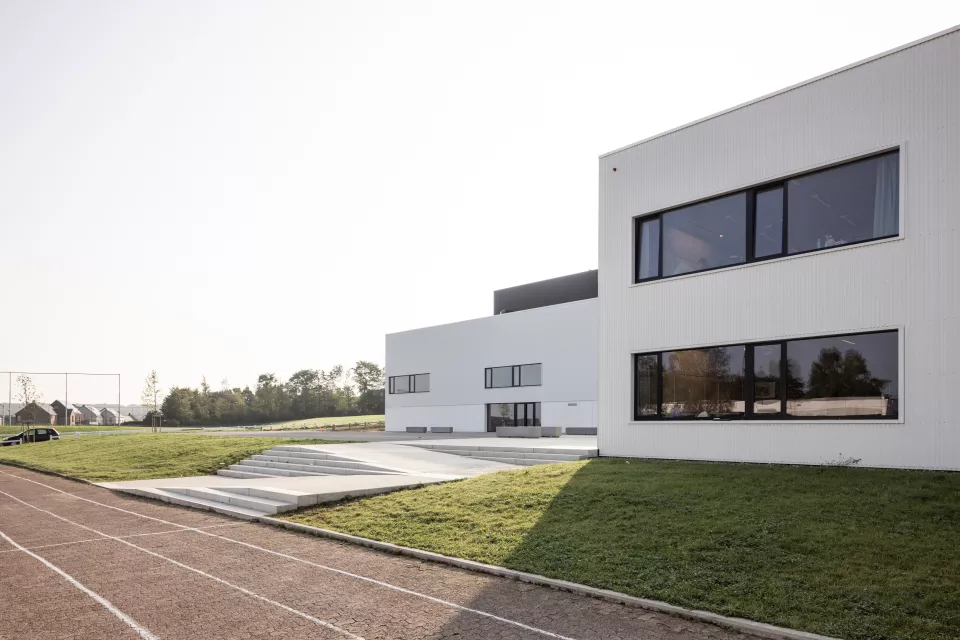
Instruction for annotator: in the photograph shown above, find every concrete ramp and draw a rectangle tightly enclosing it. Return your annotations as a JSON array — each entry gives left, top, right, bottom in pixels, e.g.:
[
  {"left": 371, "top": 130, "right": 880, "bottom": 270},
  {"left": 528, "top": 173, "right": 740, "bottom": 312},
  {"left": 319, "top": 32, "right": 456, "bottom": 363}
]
[
  {"left": 283, "top": 442, "right": 524, "bottom": 478},
  {"left": 99, "top": 441, "right": 530, "bottom": 520},
  {"left": 99, "top": 473, "right": 445, "bottom": 520}
]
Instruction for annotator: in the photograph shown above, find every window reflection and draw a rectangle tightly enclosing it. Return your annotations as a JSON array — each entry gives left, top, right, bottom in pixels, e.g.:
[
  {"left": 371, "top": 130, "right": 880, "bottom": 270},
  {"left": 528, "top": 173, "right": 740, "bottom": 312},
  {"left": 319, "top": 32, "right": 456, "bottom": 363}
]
[
  {"left": 662, "top": 193, "right": 746, "bottom": 276},
  {"left": 786, "top": 333, "right": 898, "bottom": 418},
  {"left": 635, "top": 355, "right": 659, "bottom": 416},
  {"left": 661, "top": 346, "right": 745, "bottom": 419},
  {"left": 489, "top": 366, "right": 513, "bottom": 388},
  {"left": 755, "top": 188, "right": 784, "bottom": 258},
  {"left": 752, "top": 344, "right": 782, "bottom": 415},
  {"left": 787, "top": 152, "right": 899, "bottom": 254},
  {"left": 520, "top": 364, "right": 542, "bottom": 386},
  {"left": 637, "top": 217, "right": 660, "bottom": 279}
]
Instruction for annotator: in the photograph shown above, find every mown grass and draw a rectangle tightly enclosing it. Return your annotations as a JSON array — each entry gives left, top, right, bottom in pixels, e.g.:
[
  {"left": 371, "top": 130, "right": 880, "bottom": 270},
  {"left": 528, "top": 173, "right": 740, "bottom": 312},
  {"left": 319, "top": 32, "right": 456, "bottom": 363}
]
[
  {"left": 0, "top": 425, "right": 150, "bottom": 435},
  {"left": 260, "top": 414, "right": 384, "bottom": 430},
  {"left": 0, "top": 434, "right": 338, "bottom": 482},
  {"left": 286, "top": 458, "right": 960, "bottom": 640}
]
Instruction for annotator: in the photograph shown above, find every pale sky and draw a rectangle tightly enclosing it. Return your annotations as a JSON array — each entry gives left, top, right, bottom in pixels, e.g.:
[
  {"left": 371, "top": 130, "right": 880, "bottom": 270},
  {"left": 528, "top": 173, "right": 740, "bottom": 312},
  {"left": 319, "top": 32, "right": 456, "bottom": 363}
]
[{"left": 1, "top": 1, "right": 956, "bottom": 403}]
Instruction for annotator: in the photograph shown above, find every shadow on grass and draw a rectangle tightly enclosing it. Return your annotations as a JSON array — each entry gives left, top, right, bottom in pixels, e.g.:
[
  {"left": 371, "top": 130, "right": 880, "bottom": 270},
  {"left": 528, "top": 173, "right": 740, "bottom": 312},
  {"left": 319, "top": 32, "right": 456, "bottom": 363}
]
[{"left": 427, "top": 458, "right": 960, "bottom": 640}]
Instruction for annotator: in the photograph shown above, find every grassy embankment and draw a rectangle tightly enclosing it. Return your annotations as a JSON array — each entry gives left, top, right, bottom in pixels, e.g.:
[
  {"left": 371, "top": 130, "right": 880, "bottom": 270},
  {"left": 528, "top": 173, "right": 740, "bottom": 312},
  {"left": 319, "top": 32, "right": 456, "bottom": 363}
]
[
  {"left": 0, "top": 434, "right": 339, "bottom": 482},
  {"left": 286, "top": 458, "right": 960, "bottom": 640}
]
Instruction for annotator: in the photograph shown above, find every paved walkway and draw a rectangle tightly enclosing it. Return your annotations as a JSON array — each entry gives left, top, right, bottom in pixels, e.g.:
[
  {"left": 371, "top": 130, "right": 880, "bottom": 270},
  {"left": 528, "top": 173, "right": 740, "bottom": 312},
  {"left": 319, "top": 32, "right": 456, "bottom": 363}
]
[
  {"left": 0, "top": 467, "right": 754, "bottom": 640},
  {"left": 202, "top": 430, "right": 505, "bottom": 441}
]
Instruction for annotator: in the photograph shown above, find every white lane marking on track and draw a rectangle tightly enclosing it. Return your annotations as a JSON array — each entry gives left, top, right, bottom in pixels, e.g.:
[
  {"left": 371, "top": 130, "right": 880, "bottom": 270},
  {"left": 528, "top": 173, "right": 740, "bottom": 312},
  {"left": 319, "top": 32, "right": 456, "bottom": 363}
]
[
  {"left": 0, "top": 522, "right": 248, "bottom": 554},
  {"left": 0, "top": 469, "right": 579, "bottom": 640},
  {"left": 0, "top": 488, "right": 364, "bottom": 640},
  {"left": 0, "top": 529, "right": 160, "bottom": 640}
]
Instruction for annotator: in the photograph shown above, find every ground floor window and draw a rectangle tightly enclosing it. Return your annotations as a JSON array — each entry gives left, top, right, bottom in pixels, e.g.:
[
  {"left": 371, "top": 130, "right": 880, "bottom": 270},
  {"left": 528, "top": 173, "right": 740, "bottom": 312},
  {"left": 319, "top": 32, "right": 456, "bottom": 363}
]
[
  {"left": 487, "top": 402, "right": 541, "bottom": 431},
  {"left": 634, "top": 330, "right": 899, "bottom": 420}
]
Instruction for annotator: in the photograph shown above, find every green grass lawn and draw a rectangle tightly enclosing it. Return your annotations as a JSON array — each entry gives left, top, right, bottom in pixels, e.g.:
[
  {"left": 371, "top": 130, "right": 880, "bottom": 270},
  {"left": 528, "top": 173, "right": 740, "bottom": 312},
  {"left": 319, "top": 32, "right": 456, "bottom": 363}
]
[
  {"left": 261, "top": 415, "right": 384, "bottom": 430},
  {"left": 0, "top": 434, "right": 339, "bottom": 482},
  {"left": 0, "top": 425, "right": 150, "bottom": 435},
  {"left": 285, "top": 459, "right": 960, "bottom": 640}
]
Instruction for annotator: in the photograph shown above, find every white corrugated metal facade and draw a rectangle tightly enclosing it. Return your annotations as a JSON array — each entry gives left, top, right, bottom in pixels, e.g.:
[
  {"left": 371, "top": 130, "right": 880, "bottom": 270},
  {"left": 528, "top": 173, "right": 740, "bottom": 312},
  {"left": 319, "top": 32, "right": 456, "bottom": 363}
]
[
  {"left": 598, "top": 27, "right": 960, "bottom": 469},
  {"left": 385, "top": 299, "right": 598, "bottom": 433}
]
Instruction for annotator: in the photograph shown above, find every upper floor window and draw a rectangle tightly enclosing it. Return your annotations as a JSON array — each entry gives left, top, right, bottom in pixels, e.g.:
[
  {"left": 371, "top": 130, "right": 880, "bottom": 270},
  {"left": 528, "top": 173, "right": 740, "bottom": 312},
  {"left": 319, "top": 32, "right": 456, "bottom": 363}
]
[
  {"left": 485, "top": 363, "right": 542, "bottom": 388},
  {"left": 634, "top": 330, "right": 899, "bottom": 420},
  {"left": 635, "top": 150, "right": 899, "bottom": 282},
  {"left": 388, "top": 373, "right": 430, "bottom": 394}
]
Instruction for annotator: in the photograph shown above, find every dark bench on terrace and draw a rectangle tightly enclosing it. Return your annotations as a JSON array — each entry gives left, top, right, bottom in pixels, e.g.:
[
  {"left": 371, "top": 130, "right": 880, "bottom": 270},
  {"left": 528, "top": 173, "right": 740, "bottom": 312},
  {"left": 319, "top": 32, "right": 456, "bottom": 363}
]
[
  {"left": 566, "top": 427, "right": 597, "bottom": 435},
  {"left": 430, "top": 427, "right": 453, "bottom": 433},
  {"left": 405, "top": 427, "right": 427, "bottom": 433}
]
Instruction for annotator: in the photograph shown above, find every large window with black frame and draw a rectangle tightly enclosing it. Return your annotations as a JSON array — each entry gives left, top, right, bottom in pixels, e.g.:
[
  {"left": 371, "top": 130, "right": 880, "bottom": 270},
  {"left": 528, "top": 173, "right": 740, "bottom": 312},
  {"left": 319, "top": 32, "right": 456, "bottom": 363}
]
[
  {"left": 388, "top": 373, "right": 430, "bottom": 394},
  {"left": 487, "top": 402, "right": 541, "bottom": 431},
  {"left": 633, "top": 330, "right": 899, "bottom": 420},
  {"left": 634, "top": 150, "right": 900, "bottom": 282},
  {"left": 484, "top": 363, "right": 542, "bottom": 388}
]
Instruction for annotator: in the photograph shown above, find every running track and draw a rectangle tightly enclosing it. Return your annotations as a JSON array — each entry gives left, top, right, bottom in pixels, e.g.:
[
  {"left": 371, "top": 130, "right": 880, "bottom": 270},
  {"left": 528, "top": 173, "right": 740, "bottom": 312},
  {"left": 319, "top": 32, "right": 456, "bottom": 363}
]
[{"left": 0, "top": 467, "right": 752, "bottom": 640}]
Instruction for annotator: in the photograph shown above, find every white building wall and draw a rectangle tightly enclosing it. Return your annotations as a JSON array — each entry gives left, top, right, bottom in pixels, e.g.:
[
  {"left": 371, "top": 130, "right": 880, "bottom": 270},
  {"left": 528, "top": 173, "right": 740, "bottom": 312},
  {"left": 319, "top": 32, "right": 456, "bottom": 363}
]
[
  {"left": 598, "top": 27, "right": 960, "bottom": 470},
  {"left": 386, "top": 298, "right": 597, "bottom": 432}
]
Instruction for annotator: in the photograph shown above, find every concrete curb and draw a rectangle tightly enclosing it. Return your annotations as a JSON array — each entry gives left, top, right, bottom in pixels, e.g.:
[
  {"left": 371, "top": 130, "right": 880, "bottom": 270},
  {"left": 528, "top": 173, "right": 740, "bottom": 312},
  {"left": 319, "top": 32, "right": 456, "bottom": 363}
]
[{"left": 260, "top": 517, "right": 839, "bottom": 640}]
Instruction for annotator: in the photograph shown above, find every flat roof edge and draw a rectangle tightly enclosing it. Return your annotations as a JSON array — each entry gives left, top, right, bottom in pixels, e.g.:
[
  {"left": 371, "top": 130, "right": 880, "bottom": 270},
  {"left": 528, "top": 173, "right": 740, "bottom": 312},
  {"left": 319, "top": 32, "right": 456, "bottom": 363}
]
[
  {"left": 599, "top": 24, "right": 960, "bottom": 159},
  {"left": 385, "top": 297, "right": 598, "bottom": 337}
]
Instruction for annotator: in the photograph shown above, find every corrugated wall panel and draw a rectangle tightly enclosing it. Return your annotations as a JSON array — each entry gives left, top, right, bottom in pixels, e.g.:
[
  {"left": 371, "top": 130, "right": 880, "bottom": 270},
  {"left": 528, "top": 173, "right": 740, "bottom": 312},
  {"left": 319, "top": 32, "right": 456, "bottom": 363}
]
[{"left": 598, "top": 28, "right": 960, "bottom": 470}]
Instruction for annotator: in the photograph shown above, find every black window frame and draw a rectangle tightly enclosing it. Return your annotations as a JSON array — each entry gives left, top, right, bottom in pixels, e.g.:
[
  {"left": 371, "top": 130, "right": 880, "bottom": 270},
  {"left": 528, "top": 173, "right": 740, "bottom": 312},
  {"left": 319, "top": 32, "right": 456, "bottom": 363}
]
[
  {"left": 632, "top": 329, "right": 899, "bottom": 421},
  {"left": 633, "top": 149, "right": 900, "bottom": 283},
  {"left": 484, "top": 363, "right": 543, "bottom": 389},
  {"left": 388, "top": 373, "right": 430, "bottom": 394}
]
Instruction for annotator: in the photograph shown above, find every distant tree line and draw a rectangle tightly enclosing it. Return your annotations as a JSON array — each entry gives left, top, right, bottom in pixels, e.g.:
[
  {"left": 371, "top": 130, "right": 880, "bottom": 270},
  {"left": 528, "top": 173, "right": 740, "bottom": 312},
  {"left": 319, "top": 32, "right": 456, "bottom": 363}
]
[{"left": 154, "top": 361, "right": 384, "bottom": 427}]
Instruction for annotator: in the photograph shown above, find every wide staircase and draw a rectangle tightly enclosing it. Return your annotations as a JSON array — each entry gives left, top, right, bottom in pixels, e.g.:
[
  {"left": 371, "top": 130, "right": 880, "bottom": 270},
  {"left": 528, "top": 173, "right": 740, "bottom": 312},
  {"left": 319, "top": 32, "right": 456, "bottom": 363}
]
[
  {"left": 402, "top": 442, "right": 597, "bottom": 466},
  {"left": 217, "top": 445, "right": 400, "bottom": 479}
]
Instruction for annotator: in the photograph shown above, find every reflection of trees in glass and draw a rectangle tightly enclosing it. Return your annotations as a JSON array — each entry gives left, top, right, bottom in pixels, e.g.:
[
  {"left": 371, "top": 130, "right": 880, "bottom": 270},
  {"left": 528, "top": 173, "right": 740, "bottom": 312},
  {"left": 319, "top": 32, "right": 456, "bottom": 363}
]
[
  {"left": 664, "top": 348, "right": 742, "bottom": 416},
  {"left": 636, "top": 355, "right": 659, "bottom": 416},
  {"left": 498, "top": 403, "right": 513, "bottom": 426},
  {"left": 785, "top": 358, "right": 806, "bottom": 399},
  {"left": 805, "top": 348, "right": 889, "bottom": 398}
]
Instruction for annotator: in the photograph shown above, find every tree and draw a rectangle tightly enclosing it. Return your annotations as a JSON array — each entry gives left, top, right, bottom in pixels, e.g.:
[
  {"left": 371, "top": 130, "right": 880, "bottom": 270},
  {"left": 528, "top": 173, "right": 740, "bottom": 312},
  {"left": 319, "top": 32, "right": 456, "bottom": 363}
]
[
  {"left": 141, "top": 370, "right": 163, "bottom": 420},
  {"left": 351, "top": 361, "right": 384, "bottom": 395},
  {"left": 356, "top": 388, "right": 384, "bottom": 415},
  {"left": 161, "top": 387, "right": 196, "bottom": 425},
  {"left": 15, "top": 374, "right": 39, "bottom": 405}
]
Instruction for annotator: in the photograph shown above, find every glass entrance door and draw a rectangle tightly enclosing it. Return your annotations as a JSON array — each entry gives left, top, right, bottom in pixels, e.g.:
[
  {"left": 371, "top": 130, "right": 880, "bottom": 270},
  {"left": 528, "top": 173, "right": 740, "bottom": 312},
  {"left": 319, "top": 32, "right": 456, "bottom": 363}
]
[{"left": 486, "top": 402, "right": 541, "bottom": 431}]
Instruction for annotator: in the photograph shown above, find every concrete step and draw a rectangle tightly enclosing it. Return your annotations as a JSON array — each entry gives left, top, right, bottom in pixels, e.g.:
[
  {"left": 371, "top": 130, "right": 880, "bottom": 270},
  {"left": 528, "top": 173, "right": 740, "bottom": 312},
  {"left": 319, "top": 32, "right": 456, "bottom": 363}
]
[
  {"left": 115, "top": 487, "right": 268, "bottom": 520},
  {"left": 252, "top": 454, "right": 394, "bottom": 472},
  {"left": 237, "top": 459, "right": 394, "bottom": 476},
  {"left": 269, "top": 446, "right": 364, "bottom": 460},
  {"left": 264, "top": 448, "right": 365, "bottom": 463},
  {"left": 216, "top": 469, "right": 275, "bottom": 479},
  {"left": 411, "top": 443, "right": 598, "bottom": 458},
  {"left": 228, "top": 463, "right": 329, "bottom": 477},
  {"left": 472, "top": 455, "right": 570, "bottom": 466},
  {"left": 164, "top": 487, "right": 297, "bottom": 514},
  {"left": 215, "top": 486, "right": 318, "bottom": 508},
  {"left": 428, "top": 448, "right": 586, "bottom": 462}
]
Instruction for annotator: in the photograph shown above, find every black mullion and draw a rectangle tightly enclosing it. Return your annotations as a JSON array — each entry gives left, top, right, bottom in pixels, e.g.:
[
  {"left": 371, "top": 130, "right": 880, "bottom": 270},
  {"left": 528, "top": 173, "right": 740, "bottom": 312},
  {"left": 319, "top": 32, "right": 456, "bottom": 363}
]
[
  {"left": 781, "top": 181, "right": 789, "bottom": 256},
  {"left": 634, "top": 219, "right": 641, "bottom": 283},
  {"left": 746, "top": 189, "right": 756, "bottom": 262},
  {"left": 779, "top": 342, "right": 788, "bottom": 416},
  {"left": 633, "top": 355, "right": 639, "bottom": 420},
  {"left": 745, "top": 345, "right": 755, "bottom": 418},
  {"left": 657, "top": 215, "right": 664, "bottom": 278},
  {"left": 656, "top": 353, "right": 664, "bottom": 417}
]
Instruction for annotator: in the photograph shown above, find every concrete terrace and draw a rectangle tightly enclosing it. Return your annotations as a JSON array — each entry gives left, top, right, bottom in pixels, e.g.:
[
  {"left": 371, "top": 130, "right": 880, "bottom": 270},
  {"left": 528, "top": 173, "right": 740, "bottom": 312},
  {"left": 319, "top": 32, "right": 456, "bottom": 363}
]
[{"left": 100, "top": 435, "right": 598, "bottom": 519}]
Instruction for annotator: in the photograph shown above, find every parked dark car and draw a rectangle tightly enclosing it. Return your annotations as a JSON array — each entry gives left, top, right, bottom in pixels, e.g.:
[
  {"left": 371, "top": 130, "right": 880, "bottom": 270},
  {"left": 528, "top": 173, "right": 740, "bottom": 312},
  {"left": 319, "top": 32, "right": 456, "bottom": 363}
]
[{"left": 0, "top": 428, "right": 61, "bottom": 446}]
